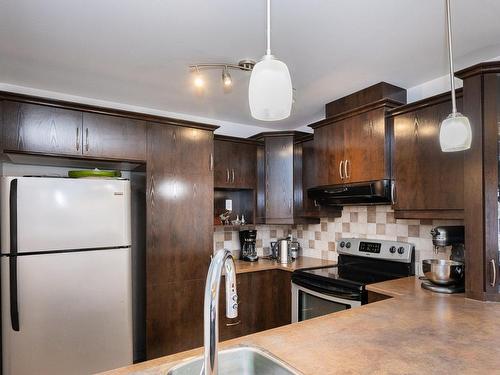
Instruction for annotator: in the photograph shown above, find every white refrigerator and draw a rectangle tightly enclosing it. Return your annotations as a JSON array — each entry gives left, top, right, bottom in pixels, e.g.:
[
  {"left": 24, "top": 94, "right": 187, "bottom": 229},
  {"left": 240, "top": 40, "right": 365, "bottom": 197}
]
[{"left": 0, "top": 177, "right": 133, "bottom": 375}]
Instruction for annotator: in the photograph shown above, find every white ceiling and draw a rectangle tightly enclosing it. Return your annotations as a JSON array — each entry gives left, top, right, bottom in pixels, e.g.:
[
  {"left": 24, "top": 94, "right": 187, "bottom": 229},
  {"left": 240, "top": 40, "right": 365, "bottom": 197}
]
[{"left": 1, "top": 0, "right": 500, "bottom": 131}]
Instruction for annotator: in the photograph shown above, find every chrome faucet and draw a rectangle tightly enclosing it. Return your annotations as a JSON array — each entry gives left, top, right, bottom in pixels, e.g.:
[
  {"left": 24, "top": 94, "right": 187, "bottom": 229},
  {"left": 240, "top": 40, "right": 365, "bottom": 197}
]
[{"left": 203, "top": 249, "right": 238, "bottom": 375}]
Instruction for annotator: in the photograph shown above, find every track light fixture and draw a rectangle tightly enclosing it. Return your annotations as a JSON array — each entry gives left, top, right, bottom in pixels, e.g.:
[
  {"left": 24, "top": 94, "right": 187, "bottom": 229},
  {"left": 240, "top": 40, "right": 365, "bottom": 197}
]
[
  {"left": 222, "top": 67, "right": 232, "bottom": 88},
  {"left": 189, "top": 60, "right": 255, "bottom": 91},
  {"left": 193, "top": 67, "right": 204, "bottom": 89}
]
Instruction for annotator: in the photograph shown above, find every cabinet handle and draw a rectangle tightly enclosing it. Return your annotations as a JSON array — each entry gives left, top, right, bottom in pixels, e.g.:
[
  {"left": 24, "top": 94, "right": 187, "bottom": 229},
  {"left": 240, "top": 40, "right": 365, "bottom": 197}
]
[
  {"left": 75, "top": 127, "right": 80, "bottom": 151},
  {"left": 344, "top": 160, "right": 350, "bottom": 179},
  {"left": 490, "top": 259, "right": 497, "bottom": 287},
  {"left": 209, "top": 153, "right": 214, "bottom": 171},
  {"left": 85, "top": 128, "right": 89, "bottom": 152},
  {"left": 231, "top": 169, "right": 235, "bottom": 183},
  {"left": 391, "top": 181, "right": 397, "bottom": 206},
  {"left": 226, "top": 320, "right": 241, "bottom": 327},
  {"left": 226, "top": 169, "right": 230, "bottom": 183},
  {"left": 339, "top": 160, "right": 344, "bottom": 180}
]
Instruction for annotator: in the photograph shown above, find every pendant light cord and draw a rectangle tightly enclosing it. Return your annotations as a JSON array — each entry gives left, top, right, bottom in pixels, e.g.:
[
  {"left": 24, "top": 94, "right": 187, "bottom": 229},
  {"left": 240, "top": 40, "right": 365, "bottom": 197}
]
[
  {"left": 446, "top": 0, "right": 457, "bottom": 115},
  {"left": 266, "top": 0, "right": 271, "bottom": 55}
]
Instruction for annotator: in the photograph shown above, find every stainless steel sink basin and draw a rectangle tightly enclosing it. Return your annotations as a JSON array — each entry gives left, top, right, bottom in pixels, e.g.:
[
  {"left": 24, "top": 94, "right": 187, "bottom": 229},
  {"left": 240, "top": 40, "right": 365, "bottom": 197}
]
[{"left": 166, "top": 346, "right": 301, "bottom": 375}]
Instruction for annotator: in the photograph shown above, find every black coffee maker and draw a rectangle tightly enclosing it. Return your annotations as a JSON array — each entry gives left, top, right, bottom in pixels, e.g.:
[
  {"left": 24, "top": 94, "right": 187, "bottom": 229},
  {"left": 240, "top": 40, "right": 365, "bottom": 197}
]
[{"left": 239, "top": 230, "right": 258, "bottom": 262}]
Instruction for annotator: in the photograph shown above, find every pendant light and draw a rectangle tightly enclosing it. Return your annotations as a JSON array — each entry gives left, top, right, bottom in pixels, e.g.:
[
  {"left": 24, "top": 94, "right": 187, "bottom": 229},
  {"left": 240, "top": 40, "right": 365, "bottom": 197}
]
[
  {"left": 248, "top": 0, "right": 293, "bottom": 121},
  {"left": 439, "top": 0, "right": 472, "bottom": 152}
]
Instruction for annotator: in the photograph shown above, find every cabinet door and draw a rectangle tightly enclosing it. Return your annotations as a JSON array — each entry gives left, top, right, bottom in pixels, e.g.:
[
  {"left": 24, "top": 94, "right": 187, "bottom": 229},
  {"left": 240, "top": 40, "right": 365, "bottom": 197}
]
[
  {"left": 314, "top": 124, "right": 344, "bottom": 186},
  {"left": 392, "top": 99, "right": 464, "bottom": 212},
  {"left": 214, "top": 140, "right": 233, "bottom": 188},
  {"left": 273, "top": 270, "right": 292, "bottom": 327},
  {"left": 241, "top": 271, "right": 276, "bottom": 335},
  {"left": 265, "top": 136, "right": 294, "bottom": 221},
  {"left": 301, "top": 139, "right": 320, "bottom": 216},
  {"left": 232, "top": 142, "right": 257, "bottom": 189},
  {"left": 344, "top": 108, "right": 388, "bottom": 183},
  {"left": 2, "top": 101, "right": 82, "bottom": 156},
  {"left": 82, "top": 113, "right": 147, "bottom": 161}
]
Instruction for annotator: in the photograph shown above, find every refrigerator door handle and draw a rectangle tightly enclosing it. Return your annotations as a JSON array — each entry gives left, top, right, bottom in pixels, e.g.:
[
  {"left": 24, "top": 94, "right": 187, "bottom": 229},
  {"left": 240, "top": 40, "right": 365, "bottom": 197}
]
[{"left": 10, "top": 178, "right": 20, "bottom": 331}]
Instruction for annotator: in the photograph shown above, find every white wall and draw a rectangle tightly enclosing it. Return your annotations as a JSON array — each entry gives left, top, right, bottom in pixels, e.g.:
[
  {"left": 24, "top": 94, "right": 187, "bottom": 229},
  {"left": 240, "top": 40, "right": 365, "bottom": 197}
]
[
  {"left": 0, "top": 83, "right": 276, "bottom": 138},
  {"left": 407, "top": 55, "right": 500, "bottom": 103},
  {"left": 2, "top": 53, "right": 500, "bottom": 137}
]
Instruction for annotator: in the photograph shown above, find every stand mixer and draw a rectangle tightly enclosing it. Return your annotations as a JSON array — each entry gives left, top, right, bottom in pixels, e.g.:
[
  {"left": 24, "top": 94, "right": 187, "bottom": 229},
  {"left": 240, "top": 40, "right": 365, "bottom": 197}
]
[{"left": 421, "top": 226, "right": 465, "bottom": 294}]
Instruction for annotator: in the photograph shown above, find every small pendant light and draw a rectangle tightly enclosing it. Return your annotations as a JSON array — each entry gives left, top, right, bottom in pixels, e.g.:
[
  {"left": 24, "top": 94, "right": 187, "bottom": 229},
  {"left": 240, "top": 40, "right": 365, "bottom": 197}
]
[
  {"left": 439, "top": 0, "right": 472, "bottom": 152},
  {"left": 248, "top": 0, "right": 293, "bottom": 121}
]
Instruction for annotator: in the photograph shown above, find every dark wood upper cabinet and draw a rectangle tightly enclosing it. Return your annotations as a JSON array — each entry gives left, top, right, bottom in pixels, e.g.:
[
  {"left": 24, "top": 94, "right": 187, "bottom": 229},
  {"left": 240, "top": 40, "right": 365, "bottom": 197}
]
[
  {"left": 388, "top": 92, "right": 464, "bottom": 219},
  {"left": 82, "top": 113, "right": 147, "bottom": 161},
  {"left": 310, "top": 106, "right": 394, "bottom": 186},
  {"left": 344, "top": 108, "right": 389, "bottom": 183},
  {"left": 299, "top": 138, "right": 320, "bottom": 217},
  {"left": 214, "top": 136, "right": 257, "bottom": 189},
  {"left": 310, "top": 83, "right": 405, "bottom": 188},
  {"left": 251, "top": 132, "right": 326, "bottom": 224},
  {"left": 265, "top": 135, "right": 294, "bottom": 221},
  {"left": 313, "top": 121, "right": 344, "bottom": 186},
  {"left": 2, "top": 100, "right": 83, "bottom": 156}
]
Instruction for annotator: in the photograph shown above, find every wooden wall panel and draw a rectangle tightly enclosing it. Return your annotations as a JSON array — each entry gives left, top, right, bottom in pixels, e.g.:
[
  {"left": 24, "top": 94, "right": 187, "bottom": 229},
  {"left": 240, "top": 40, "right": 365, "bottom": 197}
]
[
  {"left": 146, "top": 123, "right": 213, "bottom": 358},
  {"left": 463, "top": 75, "right": 486, "bottom": 300}
]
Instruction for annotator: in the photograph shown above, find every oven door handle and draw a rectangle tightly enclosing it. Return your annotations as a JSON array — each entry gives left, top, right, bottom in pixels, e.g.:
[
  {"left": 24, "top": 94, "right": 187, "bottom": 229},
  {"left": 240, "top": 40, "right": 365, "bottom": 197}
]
[{"left": 292, "top": 279, "right": 361, "bottom": 300}]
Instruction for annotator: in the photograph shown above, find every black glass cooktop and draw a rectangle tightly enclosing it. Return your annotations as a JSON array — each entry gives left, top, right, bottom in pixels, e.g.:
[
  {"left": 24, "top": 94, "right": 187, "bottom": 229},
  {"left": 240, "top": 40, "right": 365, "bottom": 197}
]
[
  {"left": 301, "top": 264, "right": 404, "bottom": 286},
  {"left": 293, "top": 254, "right": 414, "bottom": 293}
]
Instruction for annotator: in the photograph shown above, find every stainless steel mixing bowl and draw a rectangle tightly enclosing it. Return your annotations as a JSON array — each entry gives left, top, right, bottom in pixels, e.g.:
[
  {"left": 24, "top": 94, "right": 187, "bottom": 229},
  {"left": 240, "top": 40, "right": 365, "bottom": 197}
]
[{"left": 422, "top": 259, "right": 464, "bottom": 285}]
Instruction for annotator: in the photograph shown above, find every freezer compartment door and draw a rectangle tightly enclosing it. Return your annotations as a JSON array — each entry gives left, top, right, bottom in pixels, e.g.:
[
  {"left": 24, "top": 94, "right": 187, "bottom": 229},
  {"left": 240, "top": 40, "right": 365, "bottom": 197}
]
[
  {"left": 1, "top": 248, "right": 133, "bottom": 375},
  {"left": 1, "top": 177, "right": 131, "bottom": 254}
]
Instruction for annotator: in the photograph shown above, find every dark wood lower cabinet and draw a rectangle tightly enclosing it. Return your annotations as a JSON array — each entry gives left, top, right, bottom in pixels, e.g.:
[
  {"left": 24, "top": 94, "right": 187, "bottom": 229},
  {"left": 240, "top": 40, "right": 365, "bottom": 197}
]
[
  {"left": 220, "top": 270, "right": 292, "bottom": 342},
  {"left": 273, "top": 271, "right": 292, "bottom": 327},
  {"left": 146, "top": 279, "right": 206, "bottom": 358}
]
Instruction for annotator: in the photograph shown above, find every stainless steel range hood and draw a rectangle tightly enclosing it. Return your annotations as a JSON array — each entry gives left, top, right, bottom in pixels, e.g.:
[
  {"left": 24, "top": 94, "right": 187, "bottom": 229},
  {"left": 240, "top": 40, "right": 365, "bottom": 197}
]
[{"left": 308, "top": 179, "right": 392, "bottom": 206}]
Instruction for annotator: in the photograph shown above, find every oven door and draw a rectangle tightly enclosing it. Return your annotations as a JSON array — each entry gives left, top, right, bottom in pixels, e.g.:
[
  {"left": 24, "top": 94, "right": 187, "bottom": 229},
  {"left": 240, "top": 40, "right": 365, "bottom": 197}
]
[{"left": 291, "top": 282, "right": 362, "bottom": 323}]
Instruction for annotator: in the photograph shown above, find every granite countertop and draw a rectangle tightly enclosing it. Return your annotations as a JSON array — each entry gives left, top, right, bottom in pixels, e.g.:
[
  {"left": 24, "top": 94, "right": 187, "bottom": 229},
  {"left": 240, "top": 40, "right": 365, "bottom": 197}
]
[
  {"left": 234, "top": 256, "right": 336, "bottom": 274},
  {"left": 102, "top": 276, "right": 500, "bottom": 375}
]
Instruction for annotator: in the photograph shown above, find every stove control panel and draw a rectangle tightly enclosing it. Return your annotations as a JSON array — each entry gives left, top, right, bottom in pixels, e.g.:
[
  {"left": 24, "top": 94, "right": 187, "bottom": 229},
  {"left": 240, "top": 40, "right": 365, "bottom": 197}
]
[{"left": 337, "top": 238, "right": 414, "bottom": 263}]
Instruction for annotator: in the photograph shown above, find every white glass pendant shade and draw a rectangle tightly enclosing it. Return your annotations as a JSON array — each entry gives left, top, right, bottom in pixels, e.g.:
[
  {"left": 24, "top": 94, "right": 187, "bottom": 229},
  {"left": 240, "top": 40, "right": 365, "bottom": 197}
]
[
  {"left": 249, "top": 55, "right": 292, "bottom": 121},
  {"left": 439, "top": 112, "right": 472, "bottom": 152}
]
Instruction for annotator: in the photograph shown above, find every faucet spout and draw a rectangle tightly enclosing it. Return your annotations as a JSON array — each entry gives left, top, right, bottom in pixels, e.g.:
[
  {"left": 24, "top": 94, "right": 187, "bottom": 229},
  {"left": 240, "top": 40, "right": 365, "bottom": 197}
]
[{"left": 203, "top": 249, "right": 238, "bottom": 375}]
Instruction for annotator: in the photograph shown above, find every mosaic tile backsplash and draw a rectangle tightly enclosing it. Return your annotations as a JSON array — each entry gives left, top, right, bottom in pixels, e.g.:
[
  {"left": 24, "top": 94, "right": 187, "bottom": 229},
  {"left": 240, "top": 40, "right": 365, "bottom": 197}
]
[
  {"left": 214, "top": 225, "right": 291, "bottom": 257},
  {"left": 213, "top": 205, "right": 462, "bottom": 276}
]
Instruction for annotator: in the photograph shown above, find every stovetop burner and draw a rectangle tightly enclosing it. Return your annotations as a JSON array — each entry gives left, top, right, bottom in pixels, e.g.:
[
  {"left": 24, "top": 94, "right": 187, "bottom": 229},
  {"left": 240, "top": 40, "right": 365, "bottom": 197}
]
[
  {"left": 301, "top": 263, "right": 405, "bottom": 284},
  {"left": 292, "top": 238, "right": 415, "bottom": 297}
]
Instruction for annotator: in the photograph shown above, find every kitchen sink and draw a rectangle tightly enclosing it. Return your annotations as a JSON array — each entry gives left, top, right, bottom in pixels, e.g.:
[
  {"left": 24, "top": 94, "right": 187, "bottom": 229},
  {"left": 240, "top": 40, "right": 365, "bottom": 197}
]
[{"left": 166, "top": 346, "right": 301, "bottom": 375}]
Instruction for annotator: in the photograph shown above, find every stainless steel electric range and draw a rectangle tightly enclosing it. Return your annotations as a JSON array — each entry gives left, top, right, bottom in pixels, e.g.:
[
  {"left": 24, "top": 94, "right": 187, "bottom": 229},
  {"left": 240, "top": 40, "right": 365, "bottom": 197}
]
[{"left": 291, "top": 238, "right": 415, "bottom": 322}]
